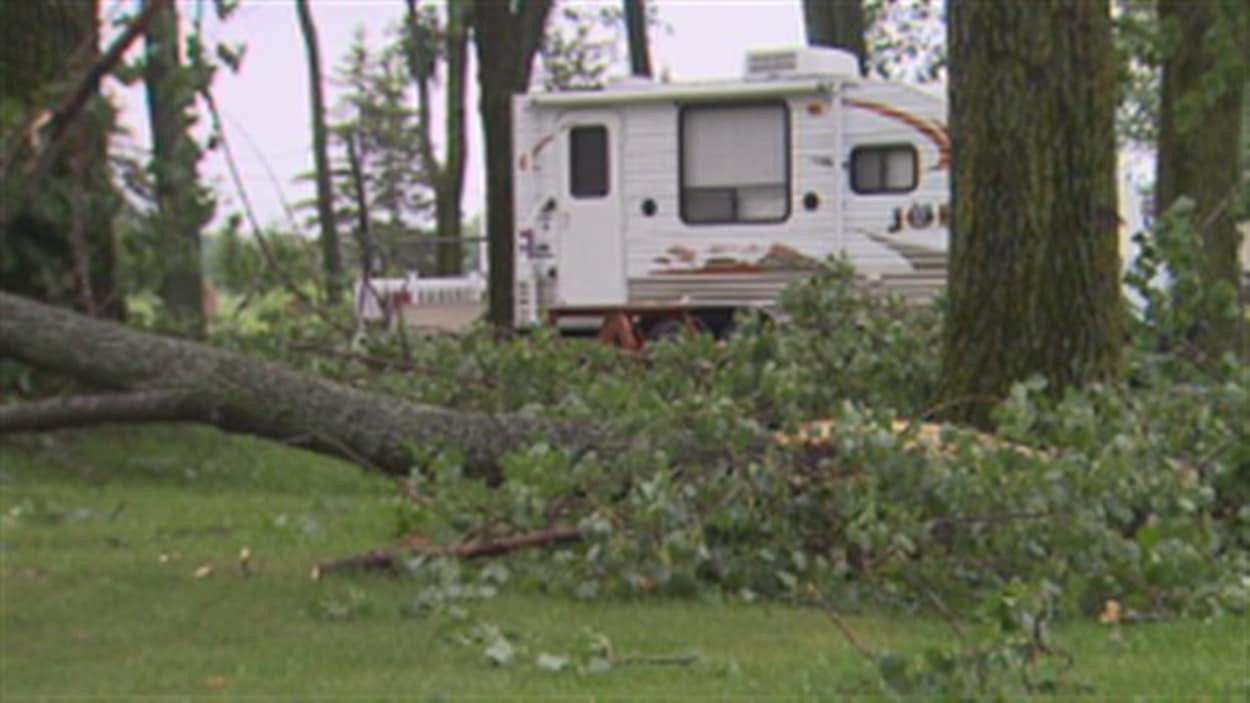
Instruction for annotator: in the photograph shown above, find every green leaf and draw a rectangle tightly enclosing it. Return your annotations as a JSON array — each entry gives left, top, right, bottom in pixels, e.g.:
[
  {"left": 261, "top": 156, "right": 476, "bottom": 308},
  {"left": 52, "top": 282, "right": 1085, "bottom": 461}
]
[
  {"left": 483, "top": 636, "right": 514, "bottom": 668},
  {"left": 535, "top": 652, "right": 569, "bottom": 672},
  {"left": 585, "top": 657, "right": 613, "bottom": 674}
]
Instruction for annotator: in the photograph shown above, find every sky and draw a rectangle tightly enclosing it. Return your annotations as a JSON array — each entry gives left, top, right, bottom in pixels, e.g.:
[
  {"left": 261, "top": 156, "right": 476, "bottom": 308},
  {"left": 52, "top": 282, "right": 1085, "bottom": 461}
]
[{"left": 107, "top": 0, "right": 807, "bottom": 231}]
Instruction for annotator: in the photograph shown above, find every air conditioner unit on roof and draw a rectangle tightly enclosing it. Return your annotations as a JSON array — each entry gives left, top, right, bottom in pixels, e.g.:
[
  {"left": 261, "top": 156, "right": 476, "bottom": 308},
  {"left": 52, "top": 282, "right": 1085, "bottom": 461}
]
[{"left": 744, "top": 47, "right": 859, "bottom": 80}]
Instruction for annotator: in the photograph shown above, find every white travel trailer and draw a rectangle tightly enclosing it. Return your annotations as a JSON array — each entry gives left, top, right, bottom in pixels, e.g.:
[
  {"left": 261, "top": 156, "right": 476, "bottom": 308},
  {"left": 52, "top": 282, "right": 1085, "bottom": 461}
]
[{"left": 512, "top": 47, "right": 951, "bottom": 341}]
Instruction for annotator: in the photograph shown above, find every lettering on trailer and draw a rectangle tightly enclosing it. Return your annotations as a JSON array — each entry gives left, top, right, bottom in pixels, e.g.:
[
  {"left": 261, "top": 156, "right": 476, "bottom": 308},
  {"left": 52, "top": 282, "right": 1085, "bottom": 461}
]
[{"left": 888, "top": 202, "right": 951, "bottom": 233}]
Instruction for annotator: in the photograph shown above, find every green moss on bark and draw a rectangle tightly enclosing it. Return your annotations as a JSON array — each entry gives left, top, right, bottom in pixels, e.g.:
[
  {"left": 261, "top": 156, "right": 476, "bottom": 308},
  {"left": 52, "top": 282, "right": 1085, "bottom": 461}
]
[{"left": 940, "top": 0, "right": 1123, "bottom": 425}]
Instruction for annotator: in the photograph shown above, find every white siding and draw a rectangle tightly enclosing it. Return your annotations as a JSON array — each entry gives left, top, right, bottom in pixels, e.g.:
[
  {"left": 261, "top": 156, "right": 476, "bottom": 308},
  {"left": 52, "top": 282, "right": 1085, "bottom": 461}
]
[{"left": 514, "top": 79, "right": 951, "bottom": 314}]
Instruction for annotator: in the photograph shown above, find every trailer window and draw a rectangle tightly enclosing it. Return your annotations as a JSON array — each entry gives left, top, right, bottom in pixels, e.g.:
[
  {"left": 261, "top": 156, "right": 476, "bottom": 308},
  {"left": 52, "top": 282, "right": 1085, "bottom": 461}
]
[
  {"left": 570, "top": 125, "right": 609, "bottom": 198},
  {"left": 850, "top": 145, "right": 917, "bottom": 194},
  {"left": 681, "top": 102, "right": 789, "bottom": 224}
]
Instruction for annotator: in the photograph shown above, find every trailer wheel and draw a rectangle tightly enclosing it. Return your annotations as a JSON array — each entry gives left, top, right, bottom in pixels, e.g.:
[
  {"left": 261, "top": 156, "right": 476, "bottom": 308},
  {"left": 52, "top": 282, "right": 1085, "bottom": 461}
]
[{"left": 644, "top": 314, "right": 706, "bottom": 343}]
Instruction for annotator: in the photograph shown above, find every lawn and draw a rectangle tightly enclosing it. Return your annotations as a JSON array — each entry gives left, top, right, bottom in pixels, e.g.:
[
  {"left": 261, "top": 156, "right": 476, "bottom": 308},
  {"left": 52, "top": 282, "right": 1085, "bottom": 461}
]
[{"left": 2, "top": 425, "right": 1246, "bottom": 699}]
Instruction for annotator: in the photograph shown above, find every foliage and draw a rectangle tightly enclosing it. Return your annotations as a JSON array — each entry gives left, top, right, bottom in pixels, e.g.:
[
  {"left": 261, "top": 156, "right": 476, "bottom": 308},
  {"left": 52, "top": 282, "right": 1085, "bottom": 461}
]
[
  {"left": 203, "top": 219, "right": 321, "bottom": 297},
  {"left": 858, "top": 0, "right": 1201, "bottom": 147},
  {"left": 536, "top": 4, "right": 628, "bottom": 91},
  {"left": 322, "top": 27, "right": 439, "bottom": 276},
  {"left": 865, "top": 0, "right": 945, "bottom": 83},
  {"left": 533, "top": 1, "right": 667, "bottom": 91},
  {"left": 195, "top": 257, "right": 1244, "bottom": 696},
  {"left": 1125, "top": 195, "right": 1248, "bottom": 370},
  {"left": 1113, "top": 0, "right": 1163, "bottom": 146},
  {"left": 8, "top": 424, "right": 1241, "bottom": 697}
]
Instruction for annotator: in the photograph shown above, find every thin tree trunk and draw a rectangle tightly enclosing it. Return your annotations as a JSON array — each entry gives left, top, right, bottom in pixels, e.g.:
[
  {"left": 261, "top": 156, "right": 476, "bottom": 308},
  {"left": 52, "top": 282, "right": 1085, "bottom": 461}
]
[
  {"left": 345, "top": 131, "right": 376, "bottom": 275},
  {"left": 802, "top": 0, "right": 867, "bottom": 76},
  {"left": 1156, "top": 0, "right": 1248, "bottom": 358},
  {"left": 404, "top": 0, "right": 470, "bottom": 277},
  {"left": 437, "top": 1, "right": 470, "bottom": 276},
  {"left": 473, "top": 0, "right": 554, "bottom": 330},
  {"left": 624, "top": 0, "right": 652, "bottom": 78},
  {"left": 939, "top": 0, "right": 1122, "bottom": 425},
  {"left": 144, "top": 0, "right": 207, "bottom": 333},
  {"left": 295, "top": 0, "right": 344, "bottom": 305}
]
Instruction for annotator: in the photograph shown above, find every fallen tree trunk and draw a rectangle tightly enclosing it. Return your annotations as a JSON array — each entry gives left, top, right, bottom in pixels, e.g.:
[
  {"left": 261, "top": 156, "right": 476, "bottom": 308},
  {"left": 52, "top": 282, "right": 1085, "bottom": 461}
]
[
  {"left": 0, "top": 292, "right": 604, "bottom": 477},
  {"left": 0, "top": 390, "right": 201, "bottom": 432}
]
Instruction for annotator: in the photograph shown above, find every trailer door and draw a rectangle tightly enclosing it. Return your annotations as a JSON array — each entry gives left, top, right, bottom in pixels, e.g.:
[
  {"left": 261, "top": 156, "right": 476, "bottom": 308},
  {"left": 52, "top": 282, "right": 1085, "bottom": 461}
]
[{"left": 557, "top": 112, "right": 625, "bottom": 306}]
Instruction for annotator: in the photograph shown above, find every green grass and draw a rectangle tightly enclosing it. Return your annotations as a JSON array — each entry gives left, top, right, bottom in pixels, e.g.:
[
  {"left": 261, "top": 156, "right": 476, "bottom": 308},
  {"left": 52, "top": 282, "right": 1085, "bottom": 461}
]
[{"left": 2, "top": 426, "right": 1246, "bottom": 699}]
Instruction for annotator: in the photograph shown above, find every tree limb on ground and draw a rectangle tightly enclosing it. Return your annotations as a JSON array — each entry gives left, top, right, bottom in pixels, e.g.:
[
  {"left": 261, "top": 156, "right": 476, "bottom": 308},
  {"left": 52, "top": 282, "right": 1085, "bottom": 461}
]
[
  {"left": 0, "top": 291, "right": 608, "bottom": 478},
  {"left": 310, "top": 525, "right": 582, "bottom": 579},
  {"left": 0, "top": 390, "right": 202, "bottom": 432}
]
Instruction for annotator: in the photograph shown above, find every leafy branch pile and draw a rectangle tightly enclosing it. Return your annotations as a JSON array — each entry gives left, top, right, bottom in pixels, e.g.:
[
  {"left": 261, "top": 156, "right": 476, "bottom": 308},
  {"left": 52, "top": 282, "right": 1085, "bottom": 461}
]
[{"left": 224, "top": 255, "right": 1249, "bottom": 696}]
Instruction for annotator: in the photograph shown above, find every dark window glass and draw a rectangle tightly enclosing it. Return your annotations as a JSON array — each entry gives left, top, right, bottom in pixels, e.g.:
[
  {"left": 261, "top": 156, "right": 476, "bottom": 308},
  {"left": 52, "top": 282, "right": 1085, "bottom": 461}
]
[
  {"left": 570, "top": 125, "right": 609, "bottom": 198},
  {"left": 850, "top": 145, "right": 918, "bottom": 194}
]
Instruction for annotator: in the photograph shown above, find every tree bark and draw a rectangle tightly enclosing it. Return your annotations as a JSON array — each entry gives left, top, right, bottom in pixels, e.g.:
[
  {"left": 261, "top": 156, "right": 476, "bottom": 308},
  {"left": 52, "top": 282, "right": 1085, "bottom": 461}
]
[
  {"left": 624, "top": 0, "right": 652, "bottom": 78},
  {"left": 939, "top": 0, "right": 1122, "bottom": 425},
  {"left": 144, "top": 0, "right": 209, "bottom": 333},
  {"left": 1156, "top": 0, "right": 1248, "bottom": 358},
  {"left": 802, "top": 0, "right": 867, "bottom": 76},
  {"left": 438, "top": 1, "right": 470, "bottom": 277},
  {"left": 0, "top": 291, "right": 601, "bottom": 479},
  {"left": 295, "top": 0, "right": 345, "bottom": 305},
  {"left": 0, "top": 0, "right": 122, "bottom": 319},
  {"left": 0, "top": 391, "right": 201, "bottom": 432},
  {"left": 472, "top": 0, "right": 554, "bottom": 330}
]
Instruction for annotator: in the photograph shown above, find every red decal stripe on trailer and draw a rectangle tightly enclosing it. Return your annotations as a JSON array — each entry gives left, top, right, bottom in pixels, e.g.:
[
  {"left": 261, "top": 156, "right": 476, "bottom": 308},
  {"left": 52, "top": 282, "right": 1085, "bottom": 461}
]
[{"left": 845, "top": 98, "right": 951, "bottom": 171}]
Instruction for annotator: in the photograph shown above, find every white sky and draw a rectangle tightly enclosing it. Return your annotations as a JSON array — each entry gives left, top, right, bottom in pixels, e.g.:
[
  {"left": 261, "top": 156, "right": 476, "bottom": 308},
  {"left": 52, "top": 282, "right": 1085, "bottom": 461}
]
[{"left": 108, "top": 0, "right": 806, "bottom": 230}]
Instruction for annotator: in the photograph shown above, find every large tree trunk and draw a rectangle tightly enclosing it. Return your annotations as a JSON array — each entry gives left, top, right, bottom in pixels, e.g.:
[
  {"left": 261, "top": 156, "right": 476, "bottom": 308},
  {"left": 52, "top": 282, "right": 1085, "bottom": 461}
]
[
  {"left": 0, "top": 0, "right": 122, "bottom": 319},
  {"left": 144, "top": 0, "right": 209, "bottom": 333},
  {"left": 473, "top": 0, "right": 554, "bottom": 330},
  {"left": 939, "top": 0, "right": 1122, "bottom": 425},
  {"left": 0, "top": 291, "right": 600, "bottom": 479},
  {"left": 802, "top": 0, "right": 867, "bottom": 76},
  {"left": 295, "top": 0, "right": 345, "bottom": 305},
  {"left": 623, "top": 0, "right": 652, "bottom": 78},
  {"left": 1156, "top": 0, "right": 1248, "bottom": 358}
]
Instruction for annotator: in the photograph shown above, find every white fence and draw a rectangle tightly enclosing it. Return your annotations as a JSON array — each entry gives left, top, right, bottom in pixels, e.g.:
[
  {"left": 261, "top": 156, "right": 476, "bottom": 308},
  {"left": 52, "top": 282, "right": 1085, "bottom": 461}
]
[{"left": 354, "top": 272, "right": 487, "bottom": 330}]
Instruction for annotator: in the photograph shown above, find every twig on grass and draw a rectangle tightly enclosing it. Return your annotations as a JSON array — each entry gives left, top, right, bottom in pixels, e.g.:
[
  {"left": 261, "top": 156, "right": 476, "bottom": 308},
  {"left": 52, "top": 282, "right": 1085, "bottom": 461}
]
[
  {"left": 818, "top": 599, "right": 877, "bottom": 662},
  {"left": 617, "top": 653, "right": 701, "bottom": 667},
  {"left": 311, "top": 525, "right": 582, "bottom": 579}
]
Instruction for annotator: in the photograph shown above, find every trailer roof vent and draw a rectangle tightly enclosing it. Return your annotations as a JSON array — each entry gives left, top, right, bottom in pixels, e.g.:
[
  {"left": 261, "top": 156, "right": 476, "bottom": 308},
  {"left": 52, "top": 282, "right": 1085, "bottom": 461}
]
[
  {"left": 605, "top": 75, "right": 654, "bottom": 91},
  {"left": 744, "top": 48, "right": 859, "bottom": 80}
]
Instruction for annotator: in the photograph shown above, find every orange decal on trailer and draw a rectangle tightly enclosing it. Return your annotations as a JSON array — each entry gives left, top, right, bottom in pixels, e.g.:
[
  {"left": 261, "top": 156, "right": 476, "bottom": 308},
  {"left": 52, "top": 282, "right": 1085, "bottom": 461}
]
[{"left": 845, "top": 98, "right": 951, "bottom": 170}]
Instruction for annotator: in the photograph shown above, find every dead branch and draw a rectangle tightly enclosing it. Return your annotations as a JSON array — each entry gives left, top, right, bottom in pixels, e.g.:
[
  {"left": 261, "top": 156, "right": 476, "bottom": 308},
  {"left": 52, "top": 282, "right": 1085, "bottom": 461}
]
[
  {"left": 198, "top": 88, "right": 350, "bottom": 336},
  {"left": 617, "top": 653, "right": 701, "bottom": 667},
  {"left": 310, "top": 525, "right": 582, "bottom": 579},
  {"left": 818, "top": 599, "right": 877, "bottom": 662}
]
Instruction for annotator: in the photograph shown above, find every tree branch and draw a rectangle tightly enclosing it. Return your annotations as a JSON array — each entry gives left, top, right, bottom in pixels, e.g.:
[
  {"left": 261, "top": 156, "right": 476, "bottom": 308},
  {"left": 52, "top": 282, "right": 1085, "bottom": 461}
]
[
  {"left": 310, "top": 525, "right": 582, "bottom": 578},
  {"left": 2, "top": 0, "right": 170, "bottom": 179},
  {"left": 0, "top": 290, "right": 618, "bottom": 478},
  {"left": 0, "top": 391, "right": 204, "bottom": 433}
]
